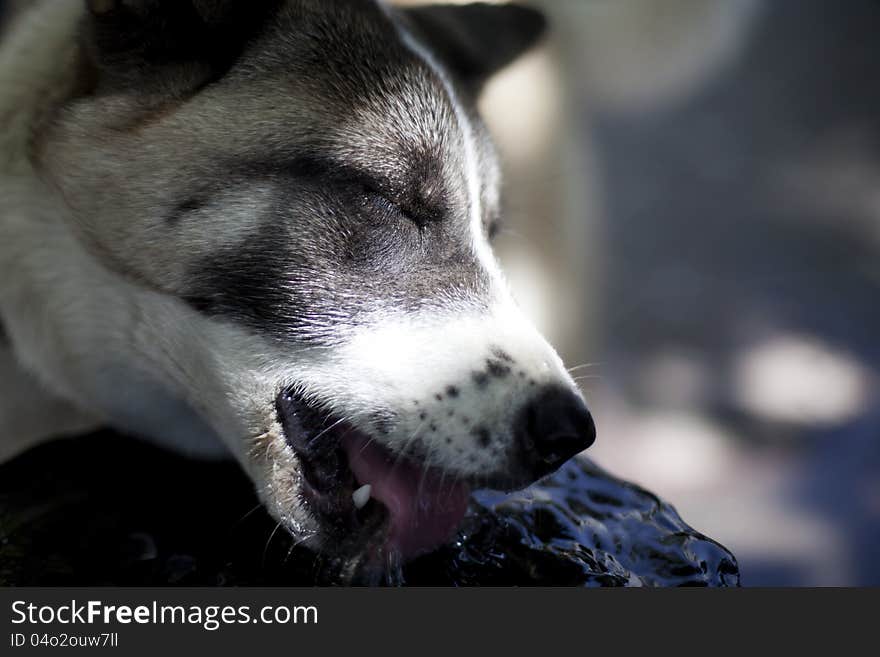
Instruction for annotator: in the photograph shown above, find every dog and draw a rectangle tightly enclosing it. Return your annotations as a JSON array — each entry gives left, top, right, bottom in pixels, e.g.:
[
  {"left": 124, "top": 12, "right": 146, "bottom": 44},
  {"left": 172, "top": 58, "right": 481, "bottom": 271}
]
[{"left": 0, "top": 0, "right": 595, "bottom": 577}]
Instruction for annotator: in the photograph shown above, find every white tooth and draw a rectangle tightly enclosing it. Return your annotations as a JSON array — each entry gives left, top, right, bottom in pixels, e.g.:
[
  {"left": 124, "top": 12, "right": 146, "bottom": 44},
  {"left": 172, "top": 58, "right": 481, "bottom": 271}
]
[{"left": 352, "top": 484, "right": 372, "bottom": 510}]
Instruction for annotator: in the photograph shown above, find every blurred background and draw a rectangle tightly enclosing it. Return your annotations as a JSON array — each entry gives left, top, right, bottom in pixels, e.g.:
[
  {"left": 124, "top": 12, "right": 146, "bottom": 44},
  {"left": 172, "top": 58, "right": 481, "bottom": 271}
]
[{"left": 398, "top": 0, "right": 880, "bottom": 586}]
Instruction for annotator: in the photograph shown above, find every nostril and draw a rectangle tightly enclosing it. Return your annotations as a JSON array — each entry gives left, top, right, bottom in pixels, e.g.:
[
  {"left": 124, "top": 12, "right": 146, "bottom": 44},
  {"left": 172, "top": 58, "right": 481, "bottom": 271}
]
[{"left": 516, "top": 385, "right": 596, "bottom": 479}]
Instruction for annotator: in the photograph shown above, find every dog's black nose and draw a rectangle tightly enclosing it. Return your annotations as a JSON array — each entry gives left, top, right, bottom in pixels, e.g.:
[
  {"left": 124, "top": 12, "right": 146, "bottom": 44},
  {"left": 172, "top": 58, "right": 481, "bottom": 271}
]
[{"left": 516, "top": 385, "right": 596, "bottom": 481}]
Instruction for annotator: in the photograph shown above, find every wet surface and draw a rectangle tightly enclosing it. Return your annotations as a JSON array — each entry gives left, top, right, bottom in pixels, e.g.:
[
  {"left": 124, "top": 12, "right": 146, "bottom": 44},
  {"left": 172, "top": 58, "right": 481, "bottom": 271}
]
[{"left": 0, "top": 433, "right": 738, "bottom": 586}]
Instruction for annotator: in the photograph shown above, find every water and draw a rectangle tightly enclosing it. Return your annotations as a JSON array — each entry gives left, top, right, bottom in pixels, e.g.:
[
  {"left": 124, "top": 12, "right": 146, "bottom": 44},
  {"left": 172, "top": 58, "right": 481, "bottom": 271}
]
[{"left": 0, "top": 433, "right": 739, "bottom": 586}]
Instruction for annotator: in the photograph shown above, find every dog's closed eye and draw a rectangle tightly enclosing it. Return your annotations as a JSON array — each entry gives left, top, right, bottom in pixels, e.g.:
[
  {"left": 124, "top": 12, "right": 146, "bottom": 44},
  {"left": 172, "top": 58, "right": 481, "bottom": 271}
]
[{"left": 360, "top": 187, "right": 433, "bottom": 230}]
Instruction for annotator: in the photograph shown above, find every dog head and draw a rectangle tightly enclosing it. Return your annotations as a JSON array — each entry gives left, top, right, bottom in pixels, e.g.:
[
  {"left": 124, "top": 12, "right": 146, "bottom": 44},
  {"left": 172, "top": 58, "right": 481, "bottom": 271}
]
[{"left": 39, "top": 0, "right": 595, "bottom": 573}]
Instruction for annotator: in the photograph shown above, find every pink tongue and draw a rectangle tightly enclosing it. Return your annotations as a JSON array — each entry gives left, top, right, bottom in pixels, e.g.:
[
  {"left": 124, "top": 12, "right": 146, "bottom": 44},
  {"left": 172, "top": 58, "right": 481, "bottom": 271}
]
[{"left": 343, "top": 433, "right": 470, "bottom": 559}]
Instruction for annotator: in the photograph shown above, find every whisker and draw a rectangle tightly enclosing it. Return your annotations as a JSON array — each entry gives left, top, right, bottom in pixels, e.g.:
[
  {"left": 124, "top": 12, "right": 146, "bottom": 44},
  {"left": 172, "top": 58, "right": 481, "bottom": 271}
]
[
  {"left": 283, "top": 531, "right": 317, "bottom": 566},
  {"left": 390, "top": 420, "right": 426, "bottom": 474},
  {"left": 357, "top": 430, "right": 380, "bottom": 456},
  {"left": 230, "top": 502, "right": 264, "bottom": 529},
  {"left": 567, "top": 362, "right": 600, "bottom": 373},
  {"left": 262, "top": 520, "right": 284, "bottom": 568},
  {"left": 572, "top": 374, "right": 602, "bottom": 383},
  {"left": 309, "top": 415, "right": 350, "bottom": 444},
  {"left": 416, "top": 437, "right": 440, "bottom": 500}
]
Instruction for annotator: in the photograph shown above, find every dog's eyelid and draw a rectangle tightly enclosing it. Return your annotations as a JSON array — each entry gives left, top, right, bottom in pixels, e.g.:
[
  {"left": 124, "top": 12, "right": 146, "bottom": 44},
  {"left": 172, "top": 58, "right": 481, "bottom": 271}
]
[
  {"left": 301, "top": 163, "right": 405, "bottom": 213},
  {"left": 353, "top": 177, "right": 446, "bottom": 229},
  {"left": 362, "top": 187, "right": 431, "bottom": 229},
  {"left": 278, "top": 155, "right": 441, "bottom": 227},
  {"left": 280, "top": 155, "right": 385, "bottom": 192}
]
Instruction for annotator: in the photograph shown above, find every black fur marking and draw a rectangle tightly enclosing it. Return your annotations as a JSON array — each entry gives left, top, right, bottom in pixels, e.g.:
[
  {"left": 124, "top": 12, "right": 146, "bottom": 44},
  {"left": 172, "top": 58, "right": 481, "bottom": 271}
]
[
  {"left": 445, "top": 385, "right": 460, "bottom": 398},
  {"left": 166, "top": 196, "right": 207, "bottom": 224},
  {"left": 402, "top": 3, "right": 546, "bottom": 90},
  {"left": 490, "top": 347, "right": 515, "bottom": 364},
  {"left": 370, "top": 410, "right": 396, "bottom": 436},
  {"left": 472, "top": 371, "right": 489, "bottom": 388},
  {"left": 86, "top": 0, "right": 285, "bottom": 92},
  {"left": 184, "top": 174, "right": 491, "bottom": 344},
  {"left": 486, "top": 358, "right": 511, "bottom": 379},
  {"left": 473, "top": 427, "right": 491, "bottom": 448}
]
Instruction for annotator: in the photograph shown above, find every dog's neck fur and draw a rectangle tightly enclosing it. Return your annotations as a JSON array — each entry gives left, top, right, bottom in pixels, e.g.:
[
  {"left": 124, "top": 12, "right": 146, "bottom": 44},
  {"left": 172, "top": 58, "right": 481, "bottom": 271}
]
[
  {"left": 0, "top": 1, "right": 87, "bottom": 175},
  {"left": 0, "top": 2, "right": 111, "bottom": 461},
  {"left": 0, "top": 2, "right": 238, "bottom": 462}
]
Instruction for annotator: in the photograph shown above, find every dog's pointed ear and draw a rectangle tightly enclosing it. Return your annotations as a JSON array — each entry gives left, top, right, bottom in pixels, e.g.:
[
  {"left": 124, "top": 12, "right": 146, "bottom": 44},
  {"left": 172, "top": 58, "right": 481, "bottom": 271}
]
[
  {"left": 401, "top": 3, "right": 546, "bottom": 91},
  {"left": 83, "top": 0, "right": 277, "bottom": 90}
]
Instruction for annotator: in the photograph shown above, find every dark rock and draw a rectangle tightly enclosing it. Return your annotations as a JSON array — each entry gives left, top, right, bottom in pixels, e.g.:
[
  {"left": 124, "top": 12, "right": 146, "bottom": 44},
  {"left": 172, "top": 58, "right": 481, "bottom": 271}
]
[{"left": 0, "top": 432, "right": 738, "bottom": 586}]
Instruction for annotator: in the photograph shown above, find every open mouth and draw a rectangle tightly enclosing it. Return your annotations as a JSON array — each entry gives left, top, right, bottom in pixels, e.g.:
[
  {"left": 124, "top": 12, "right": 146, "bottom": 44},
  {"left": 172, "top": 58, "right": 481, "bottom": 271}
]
[{"left": 276, "top": 389, "right": 471, "bottom": 561}]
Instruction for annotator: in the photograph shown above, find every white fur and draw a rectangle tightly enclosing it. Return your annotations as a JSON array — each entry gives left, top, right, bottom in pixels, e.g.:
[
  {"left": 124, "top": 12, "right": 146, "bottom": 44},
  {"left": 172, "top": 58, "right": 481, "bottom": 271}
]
[
  {"left": 0, "top": 345, "right": 101, "bottom": 463},
  {"left": 283, "top": 302, "right": 577, "bottom": 474},
  {"left": 0, "top": 0, "right": 583, "bottom": 546}
]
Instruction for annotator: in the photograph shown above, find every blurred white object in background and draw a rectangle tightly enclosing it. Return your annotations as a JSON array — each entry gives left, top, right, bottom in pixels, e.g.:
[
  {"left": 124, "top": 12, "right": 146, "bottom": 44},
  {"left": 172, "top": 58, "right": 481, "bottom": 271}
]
[
  {"left": 558, "top": 0, "right": 761, "bottom": 114},
  {"left": 733, "top": 333, "right": 873, "bottom": 427}
]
